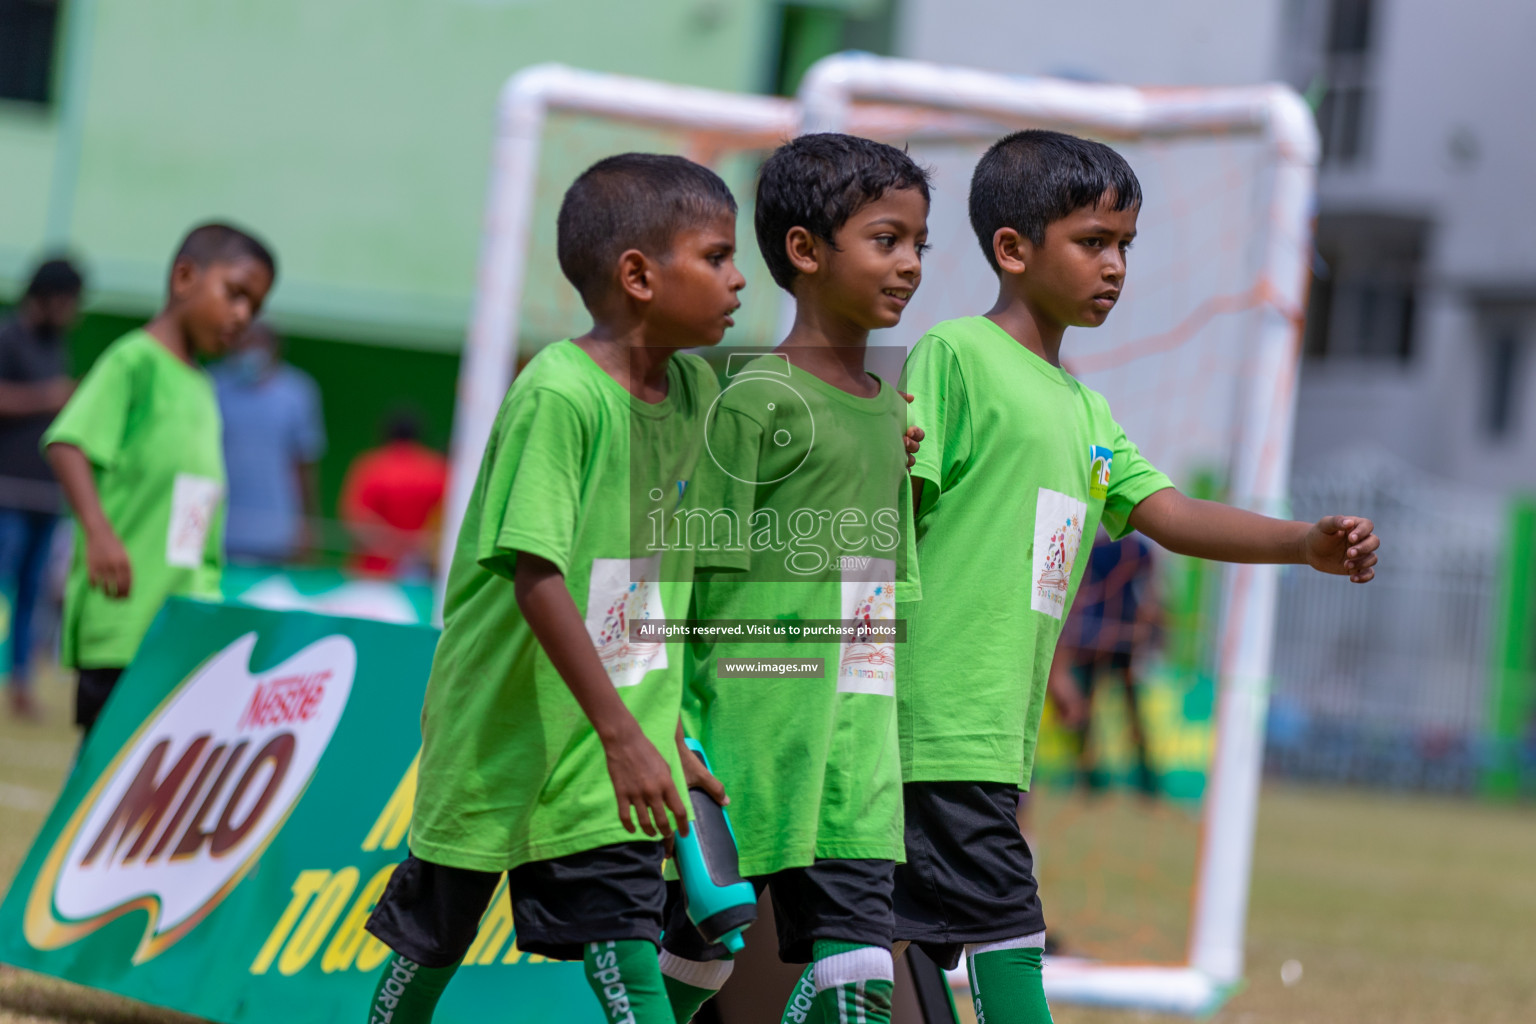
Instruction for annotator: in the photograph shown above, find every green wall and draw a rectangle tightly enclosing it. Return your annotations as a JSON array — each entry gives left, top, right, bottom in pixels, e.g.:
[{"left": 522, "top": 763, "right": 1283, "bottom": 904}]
[{"left": 0, "top": 0, "right": 782, "bottom": 347}]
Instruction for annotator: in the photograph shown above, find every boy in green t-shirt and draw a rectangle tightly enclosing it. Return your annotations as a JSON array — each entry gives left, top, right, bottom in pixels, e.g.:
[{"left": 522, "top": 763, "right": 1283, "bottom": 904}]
[
  {"left": 362, "top": 154, "right": 746, "bottom": 1024},
  {"left": 44, "top": 223, "right": 275, "bottom": 737},
  {"left": 896, "top": 130, "right": 1381, "bottom": 1023},
  {"left": 657, "top": 134, "right": 929, "bottom": 1024}
]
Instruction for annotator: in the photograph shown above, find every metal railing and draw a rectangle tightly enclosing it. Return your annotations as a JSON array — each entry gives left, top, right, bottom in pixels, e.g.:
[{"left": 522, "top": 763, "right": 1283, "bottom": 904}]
[{"left": 1267, "top": 457, "right": 1504, "bottom": 791}]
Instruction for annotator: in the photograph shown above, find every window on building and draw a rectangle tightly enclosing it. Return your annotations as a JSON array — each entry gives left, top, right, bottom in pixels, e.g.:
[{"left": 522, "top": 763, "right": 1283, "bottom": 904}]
[
  {"left": 0, "top": 0, "right": 60, "bottom": 106},
  {"left": 1316, "top": 0, "right": 1375, "bottom": 166},
  {"left": 1305, "top": 213, "right": 1428, "bottom": 362},
  {"left": 1476, "top": 306, "right": 1532, "bottom": 440},
  {"left": 1484, "top": 327, "right": 1520, "bottom": 438}
]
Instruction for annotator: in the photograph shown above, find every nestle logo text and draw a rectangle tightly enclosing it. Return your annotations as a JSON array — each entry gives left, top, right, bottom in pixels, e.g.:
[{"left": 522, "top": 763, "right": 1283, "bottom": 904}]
[{"left": 238, "top": 672, "right": 331, "bottom": 730}]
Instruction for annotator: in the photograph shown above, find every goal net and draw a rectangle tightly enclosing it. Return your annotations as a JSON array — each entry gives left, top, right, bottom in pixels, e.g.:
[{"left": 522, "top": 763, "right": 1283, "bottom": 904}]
[{"left": 444, "top": 55, "right": 1318, "bottom": 1017}]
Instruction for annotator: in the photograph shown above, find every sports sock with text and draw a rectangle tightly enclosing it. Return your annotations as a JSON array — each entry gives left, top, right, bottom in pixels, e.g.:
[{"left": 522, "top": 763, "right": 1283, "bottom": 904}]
[{"left": 585, "top": 939, "right": 675, "bottom": 1024}]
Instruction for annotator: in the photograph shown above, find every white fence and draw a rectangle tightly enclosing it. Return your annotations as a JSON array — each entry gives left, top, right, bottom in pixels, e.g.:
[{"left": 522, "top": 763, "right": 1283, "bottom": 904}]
[{"left": 1268, "top": 457, "right": 1503, "bottom": 791}]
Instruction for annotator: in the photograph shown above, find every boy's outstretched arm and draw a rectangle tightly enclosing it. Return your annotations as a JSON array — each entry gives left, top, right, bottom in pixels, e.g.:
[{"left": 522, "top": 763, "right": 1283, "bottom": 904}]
[
  {"left": 1127, "top": 488, "right": 1379, "bottom": 583},
  {"left": 46, "top": 441, "right": 133, "bottom": 599},
  {"left": 513, "top": 551, "right": 691, "bottom": 838}
]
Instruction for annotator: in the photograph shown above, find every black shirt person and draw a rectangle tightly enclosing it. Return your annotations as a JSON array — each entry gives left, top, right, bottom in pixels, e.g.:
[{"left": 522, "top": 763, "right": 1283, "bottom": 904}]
[{"left": 0, "top": 258, "right": 84, "bottom": 719}]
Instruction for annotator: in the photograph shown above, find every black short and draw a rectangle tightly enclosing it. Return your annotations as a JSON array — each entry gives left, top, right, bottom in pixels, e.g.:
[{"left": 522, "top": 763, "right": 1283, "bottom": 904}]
[
  {"left": 76, "top": 666, "right": 124, "bottom": 732},
  {"left": 364, "top": 842, "right": 667, "bottom": 966},
  {"left": 663, "top": 858, "right": 894, "bottom": 965},
  {"left": 893, "top": 781, "right": 1045, "bottom": 970}
]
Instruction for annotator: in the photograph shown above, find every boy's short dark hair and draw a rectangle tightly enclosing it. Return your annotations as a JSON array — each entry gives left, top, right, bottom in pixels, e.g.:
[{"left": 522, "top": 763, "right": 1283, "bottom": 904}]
[
  {"left": 755, "top": 133, "right": 932, "bottom": 291},
  {"left": 25, "top": 258, "right": 85, "bottom": 300},
  {"left": 173, "top": 222, "right": 278, "bottom": 280},
  {"left": 968, "top": 129, "right": 1142, "bottom": 273},
  {"left": 557, "top": 153, "right": 738, "bottom": 305}
]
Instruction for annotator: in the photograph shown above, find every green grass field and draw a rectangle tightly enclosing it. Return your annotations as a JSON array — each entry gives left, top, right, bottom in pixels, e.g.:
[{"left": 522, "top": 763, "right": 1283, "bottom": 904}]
[{"left": 2, "top": 672, "right": 1533, "bottom": 1023}]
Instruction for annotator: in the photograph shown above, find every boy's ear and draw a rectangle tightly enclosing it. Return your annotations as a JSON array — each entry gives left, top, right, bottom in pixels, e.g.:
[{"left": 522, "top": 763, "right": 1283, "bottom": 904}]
[
  {"left": 784, "top": 226, "right": 820, "bottom": 278},
  {"left": 167, "top": 258, "right": 201, "bottom": 302},
  {"left": 993, "top": 228, "right": 1029, "bottom": 276},
  {"left": 617, "top": 249, "right": 654, "bottom": 303}
]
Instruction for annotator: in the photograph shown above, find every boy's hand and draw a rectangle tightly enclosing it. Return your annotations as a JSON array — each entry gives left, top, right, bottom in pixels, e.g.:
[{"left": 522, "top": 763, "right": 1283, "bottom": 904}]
[
  {"left": 1302, "top": 516, "right": 1379, "bottom": 583},
  {"left": 903, "top": 426, "right": 924, "bottom": 469},
  {"left": 86, "top": 528, "right": 133, "bottom": 599},
  {"left": 603, "top": 725, "right": 689, "bottom": 840},
  {"left": 900, "top": 391, "right": 924, "bottom": 468},
  {"left": 680, "top": 740, "right": 729, "bottom": 809}
]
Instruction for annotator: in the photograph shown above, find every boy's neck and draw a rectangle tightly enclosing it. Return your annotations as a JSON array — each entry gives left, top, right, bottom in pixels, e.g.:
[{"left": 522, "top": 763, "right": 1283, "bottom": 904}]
[
  {"left": 143, "top": 312, "right": 197, "bottom": 366},
  {"left": 574, "top": 325, "right": 677, "bottom": 402},
  {"left": 777, "top": 299, "right": 877, "bottom": 397},
  {"left": 984, "top": 288, "right": 1065, "bottom": 368}
]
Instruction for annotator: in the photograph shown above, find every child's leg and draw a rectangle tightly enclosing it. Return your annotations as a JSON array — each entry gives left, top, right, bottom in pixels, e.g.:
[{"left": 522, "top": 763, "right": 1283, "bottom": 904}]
[
  {"left": 893, "top": 782, "right": 1051, "bottom": 1024},
  {"left": 805, "top": 940, "right": 893, "bottom": 1022},
  {"left": 75, "top": 666, "right": 124, "bottom": 737},
  {"left": 965, "top": 933, "right": 1052, "bottom": 1024},
  {"left": 660, "top": 949, "right": 734, "bottom": 1023},
  {"left": 507, "top": 842, "right": 675, "bottom": 1024},
  {"left": 767, "top": 860, "right": 896, "bottom": 1024},
  {"left": 362, "top": 856, "right": 504, "bottom": 1024},
  {"left": 367, "top": 954, "right": 459, "bottom": 1024},
  {"left": 658, "top": 881, "right": 739, "bottom": 1022},
  {"left": 584, "top": 940, "right": 672, "bottom": 1024}
]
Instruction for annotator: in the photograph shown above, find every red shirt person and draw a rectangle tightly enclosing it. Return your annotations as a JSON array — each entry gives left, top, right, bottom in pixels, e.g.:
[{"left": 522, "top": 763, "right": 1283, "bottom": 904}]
[{"left": 339, "top": 411, "right": 448, "bottom": 578}]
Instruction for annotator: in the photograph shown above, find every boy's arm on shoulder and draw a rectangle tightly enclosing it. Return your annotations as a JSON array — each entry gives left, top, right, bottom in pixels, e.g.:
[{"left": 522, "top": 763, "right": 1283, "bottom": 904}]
[
  {"left": 1127, "top": 488, "right": 1379, "bottom": 582},
  {"left": 900, "top": 332, "right": 966, "bottom": 500},
  {"left": 512, "top": 552, "right": 690, "bottom": 838},
  {"left": 46, "top": 442, "right": 132, "bottom": 599}
]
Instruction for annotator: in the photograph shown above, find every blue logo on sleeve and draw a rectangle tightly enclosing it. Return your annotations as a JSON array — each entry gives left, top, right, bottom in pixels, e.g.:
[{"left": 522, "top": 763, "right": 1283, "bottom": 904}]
[{"left": 1088, "top": 445, "right": 1113, "bottom": 500}]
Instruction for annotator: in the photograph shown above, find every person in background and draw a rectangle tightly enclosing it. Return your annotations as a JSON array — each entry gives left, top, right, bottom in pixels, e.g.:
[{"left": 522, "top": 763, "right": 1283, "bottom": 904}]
[
  {"left": 45, "top": 223, "right": 274, "bottom": 739},
  {"left": 0, "top": 258, "right": 85, "bottom": 719},
  {"left": 1056, "top": 529, "right": 1162, "bottom": 796},
  {"left": 339, "top": 409, "right": 448, "bottom": 579},
  {"left": 212, "top": 321, "right": 326, "bottom": 564}
]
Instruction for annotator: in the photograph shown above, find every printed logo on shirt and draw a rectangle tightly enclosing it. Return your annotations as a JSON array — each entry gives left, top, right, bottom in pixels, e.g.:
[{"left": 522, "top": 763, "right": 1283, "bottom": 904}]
[
  {"left": 586, "top": 556, "right": 667, "bottom": 688},
  {"left": 1031, "top": 488, "right": 1087, "bottom": 619},
  {"left": 837, "top": 558, "right": 896, "bottom": 696},
  {"left": 1088, "top": 445, "right": 1113, "bottom": 501},
  {"left": 166, "top": 474, "right": 223, "bottom": 569}
]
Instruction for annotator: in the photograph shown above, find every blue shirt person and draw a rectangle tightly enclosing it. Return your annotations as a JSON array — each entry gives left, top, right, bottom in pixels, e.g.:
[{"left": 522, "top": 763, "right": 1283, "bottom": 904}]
[{"left": 212, "top": 322, "right": 326, "bottom": 563}]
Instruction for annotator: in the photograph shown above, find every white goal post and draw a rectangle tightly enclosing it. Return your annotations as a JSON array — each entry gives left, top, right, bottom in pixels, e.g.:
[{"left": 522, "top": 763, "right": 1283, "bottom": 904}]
[{"left": 442, "top": 54, "right": 1319, "bottom": 1017}]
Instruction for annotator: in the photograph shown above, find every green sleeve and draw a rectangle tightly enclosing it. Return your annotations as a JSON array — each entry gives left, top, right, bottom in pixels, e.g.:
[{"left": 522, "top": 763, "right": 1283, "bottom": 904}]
[
  {"left": 42, "top": 342, "right": 135, "bottom": 469},
  {"left": 899, "top": 333, "right": 970, "bottom": 509},
  {"left": 477, "top": 387, "right": 588, "bottom": 580},
  {"left": 1102, "top": 417, "right": 1174, "bottom": 540}
]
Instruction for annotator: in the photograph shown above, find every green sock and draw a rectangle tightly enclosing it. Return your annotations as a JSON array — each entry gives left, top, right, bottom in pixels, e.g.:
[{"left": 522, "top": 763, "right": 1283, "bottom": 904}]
[
  {"left": 585, "top": 939, "right": 674, "bottom": 1024},
  {"left": 659, "top": 949, "right": 734, "bottom": 1022},
  {"left": 366, "top": 952, "right": 460, "bottom": 1024},
  {"left": 780, "top": 963, "right": 819, "bottom": 1024},
  {"left": 967, "top": 942, "right": 1053, "bottom": 1024},
  {"left": 800, "top": 940, "right": 893, "bottom": 1024}
]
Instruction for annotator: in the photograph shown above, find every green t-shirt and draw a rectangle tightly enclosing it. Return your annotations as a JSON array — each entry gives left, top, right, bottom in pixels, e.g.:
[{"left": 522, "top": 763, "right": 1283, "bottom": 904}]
[
  {"left": 898, "top": 317, "right": 1173, "bottom": 788},
  {"left": 410, "top": 340, "right": 717, "bottom": 872},
  {"left": 43, "top": 330, "right": 225, "bottom": 669},
  {"left": 686, "top": 355, "right": 916, "bottom": 875}
]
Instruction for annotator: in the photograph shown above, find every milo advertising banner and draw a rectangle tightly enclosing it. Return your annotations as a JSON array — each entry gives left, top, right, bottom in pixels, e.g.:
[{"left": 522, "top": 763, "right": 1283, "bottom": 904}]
[{"left": 0, "top": 598, "right": 598, "bottom": 1023}]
